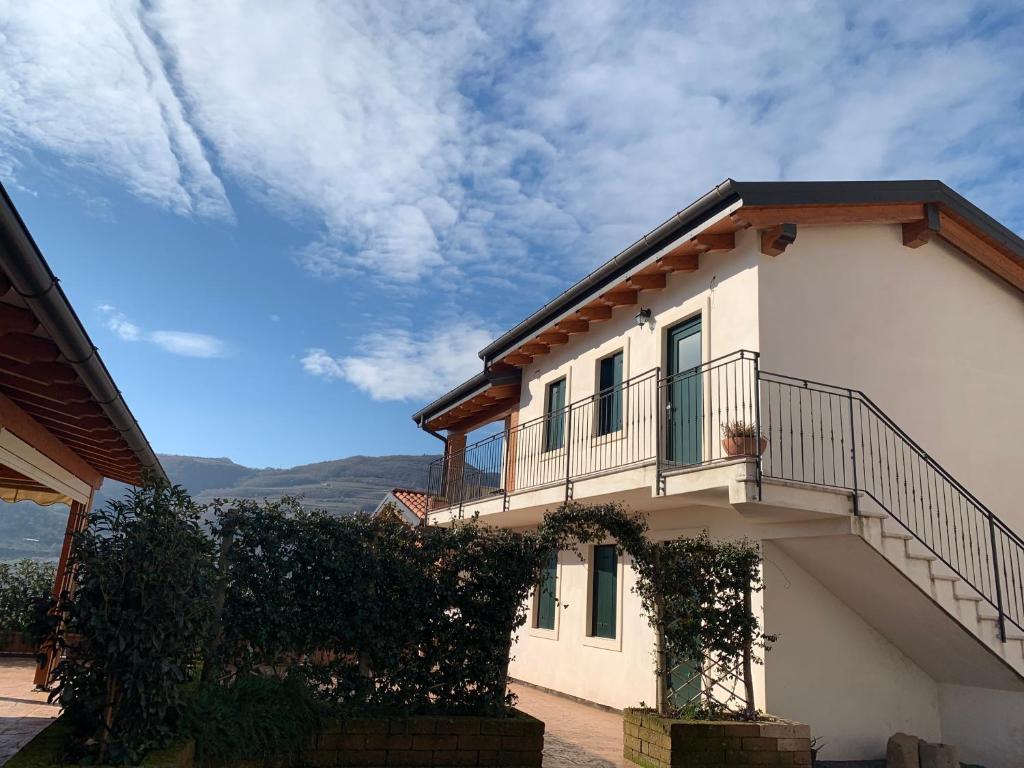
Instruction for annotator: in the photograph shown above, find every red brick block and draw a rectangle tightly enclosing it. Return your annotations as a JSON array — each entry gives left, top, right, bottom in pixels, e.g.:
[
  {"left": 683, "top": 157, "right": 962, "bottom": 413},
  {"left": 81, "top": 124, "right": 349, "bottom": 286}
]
[
  {"left": 433, "top": 749, "right": 480, "bottom": 767},
  {"left": 412, "top": 734, "right": 458, "bottom": 751}
]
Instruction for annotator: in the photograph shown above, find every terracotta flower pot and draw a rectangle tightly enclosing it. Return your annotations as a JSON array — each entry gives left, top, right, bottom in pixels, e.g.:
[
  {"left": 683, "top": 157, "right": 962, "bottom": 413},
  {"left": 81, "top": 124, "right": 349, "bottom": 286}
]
[{"left": 722, "top": 435, "right": 768, "bottom": 457}]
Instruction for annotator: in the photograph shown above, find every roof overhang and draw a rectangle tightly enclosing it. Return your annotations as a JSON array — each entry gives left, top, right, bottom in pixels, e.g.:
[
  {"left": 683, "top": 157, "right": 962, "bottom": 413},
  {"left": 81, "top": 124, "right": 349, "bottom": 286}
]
[
  {"left": 412, "top": 366, "right": 522, "bottom": 433},
  {"left": 414, "top": 179, "right": 1024, "bottom": 435},
  {"left": 0, "top": 181, "right": 165, "bottom": 486}
]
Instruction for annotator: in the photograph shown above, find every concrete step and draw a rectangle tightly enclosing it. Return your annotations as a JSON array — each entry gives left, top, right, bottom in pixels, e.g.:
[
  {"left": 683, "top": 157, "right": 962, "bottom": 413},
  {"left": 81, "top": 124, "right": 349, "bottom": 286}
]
[
  {"left": 905, "top": 540, "right": 937, "bottom": 562},
  {"left": 880, "top": 518, "right": 912, "bottom": 540}
]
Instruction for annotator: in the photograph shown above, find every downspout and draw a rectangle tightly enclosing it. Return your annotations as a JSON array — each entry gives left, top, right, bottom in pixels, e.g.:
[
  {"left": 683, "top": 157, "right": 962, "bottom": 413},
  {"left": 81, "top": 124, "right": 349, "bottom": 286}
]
[{"left": 417, "top": 416, "right": 448, "bottom": 447}]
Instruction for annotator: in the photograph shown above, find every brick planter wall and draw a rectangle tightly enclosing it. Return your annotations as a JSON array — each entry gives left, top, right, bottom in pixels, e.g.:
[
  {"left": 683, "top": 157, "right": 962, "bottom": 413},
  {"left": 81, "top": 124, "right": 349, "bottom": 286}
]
[
  {"left": 302, "top": 711, "right": 544, "bottom": 767},
  {"left": 623, "top": 709, "right": 811, "bottom": 768}
]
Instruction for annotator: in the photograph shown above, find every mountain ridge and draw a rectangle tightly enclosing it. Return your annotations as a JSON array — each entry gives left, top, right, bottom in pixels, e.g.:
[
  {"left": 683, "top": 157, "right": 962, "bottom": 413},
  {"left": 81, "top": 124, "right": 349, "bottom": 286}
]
[{"left": 3, "top": 453, "right": 439, "bottom": 561}]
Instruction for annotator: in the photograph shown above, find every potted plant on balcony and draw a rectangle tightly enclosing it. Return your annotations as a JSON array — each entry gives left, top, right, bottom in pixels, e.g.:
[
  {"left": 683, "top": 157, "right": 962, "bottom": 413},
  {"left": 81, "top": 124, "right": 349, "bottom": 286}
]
[{"left": 721, "top": 421, "right": 767, "bottom": 457}]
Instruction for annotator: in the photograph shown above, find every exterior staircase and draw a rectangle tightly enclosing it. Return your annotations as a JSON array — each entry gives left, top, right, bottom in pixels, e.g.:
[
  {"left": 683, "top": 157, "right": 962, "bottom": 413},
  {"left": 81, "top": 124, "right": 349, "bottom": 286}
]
[
  {"left": 856, "top": 506, "right": 1024, "bottom": 679},
  {"left": 758, "top": 368, "right": 1024, "bottom": 685}
]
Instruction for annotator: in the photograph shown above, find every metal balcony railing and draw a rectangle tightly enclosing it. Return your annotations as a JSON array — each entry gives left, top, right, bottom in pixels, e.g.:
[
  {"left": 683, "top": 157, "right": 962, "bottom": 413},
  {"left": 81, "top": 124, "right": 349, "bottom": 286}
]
[
  {"left": 423, "top": 348, "right": 1024, "bottom": 641},
  {"left": 424, "top": 350, "right": 760, "bottom": 511}
]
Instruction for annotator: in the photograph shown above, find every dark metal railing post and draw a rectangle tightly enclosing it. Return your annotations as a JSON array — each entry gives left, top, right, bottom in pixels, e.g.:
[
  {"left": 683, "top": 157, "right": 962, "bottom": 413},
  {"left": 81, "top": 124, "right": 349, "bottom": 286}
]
[
  {"left": 564, "top": 404, "right": 574, "bottom": 502},
  {"left": 654, "top": 365, "right": 662, "bottom": 494},
  {"left": 752, "top": 352, "right": 763, "bottom": 501},
  {"left": 988, "top": 515, "right": 1007, "bottom": 642},
  {"left": 501, "top": 423, "right": 511, "bottom": 511},
  {"left": 847, "top": 390, "right": 860, "bottom": 517},
  {"left": 456, "top": 450, "right": 466, "bottom": 519}
]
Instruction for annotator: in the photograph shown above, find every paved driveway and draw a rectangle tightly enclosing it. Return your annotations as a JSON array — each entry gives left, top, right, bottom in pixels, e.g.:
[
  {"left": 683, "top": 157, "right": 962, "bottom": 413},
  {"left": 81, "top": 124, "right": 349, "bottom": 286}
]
[
  {"left": 509, "top": 683, "right": 630, "bottom": 768},
  {"left": 0, "top": 657, "right": 58, "bottom": 766}
]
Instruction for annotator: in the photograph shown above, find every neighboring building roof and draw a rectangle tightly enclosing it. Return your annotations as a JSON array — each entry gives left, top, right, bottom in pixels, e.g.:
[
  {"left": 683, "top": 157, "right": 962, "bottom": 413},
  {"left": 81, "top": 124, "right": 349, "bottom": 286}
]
[
  {"left": 414, "top": 178, "right": 1024, "bottom": 431},
  {"left": 0, "top": 181, "right": 164, "bottom": 485},
  {"left": 374, "top": 487, "right": 428, "bottom": 525}
]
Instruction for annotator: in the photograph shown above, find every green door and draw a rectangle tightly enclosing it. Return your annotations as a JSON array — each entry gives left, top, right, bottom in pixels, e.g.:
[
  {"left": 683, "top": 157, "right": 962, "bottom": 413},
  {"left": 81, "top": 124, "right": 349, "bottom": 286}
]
[
  {"left": 668, "top": 655, "right": 701, "bottom": 710},
  {"left": 535, "top": 551, "right": 558, "bottom": 630},
  {"left": 666, "top": 317, "right": 702, "bottom": 465},
  {"left": 591, "top": 544, "right": 617, "bottom": 639}
]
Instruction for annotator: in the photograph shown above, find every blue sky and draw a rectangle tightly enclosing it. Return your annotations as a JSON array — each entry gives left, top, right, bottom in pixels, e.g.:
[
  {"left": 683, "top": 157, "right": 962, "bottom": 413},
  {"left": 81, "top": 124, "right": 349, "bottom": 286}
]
[{"left": 1, "top": 1, "right": 1022, "bottom": 469}]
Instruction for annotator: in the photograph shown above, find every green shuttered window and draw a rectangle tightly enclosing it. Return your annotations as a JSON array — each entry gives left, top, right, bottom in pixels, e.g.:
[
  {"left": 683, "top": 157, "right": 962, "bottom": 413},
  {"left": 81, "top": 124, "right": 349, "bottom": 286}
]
[
  {"left": 597, "top": 351, "right": 623, "bottom": 435},
  {"left": 544, "top": 378, "right": 566, "bottom": 451},
  {"left": 535, "top": 551, "right": 558, "bottom": 630},
  {"left": 591, "top": 544, "right": 617, "bottom": 639}
]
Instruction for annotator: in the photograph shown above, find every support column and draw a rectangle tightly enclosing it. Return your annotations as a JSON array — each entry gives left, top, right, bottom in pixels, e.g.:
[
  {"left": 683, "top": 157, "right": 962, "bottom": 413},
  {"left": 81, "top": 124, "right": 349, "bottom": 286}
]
[
  {"left": 503, "top": 409, "right": 519, "bottom": 494},
  {"left": 443, "top": 432, "right": 466, "bottom": 504},
  {"left": 34, "top": 494, "right": 92, "bottom": 688}
]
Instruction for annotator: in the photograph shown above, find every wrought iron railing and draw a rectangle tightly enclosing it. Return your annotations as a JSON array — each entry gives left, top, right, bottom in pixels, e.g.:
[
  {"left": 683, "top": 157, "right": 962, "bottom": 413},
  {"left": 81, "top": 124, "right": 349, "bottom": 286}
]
[
  {"left": 424, "top": 349, "right": 1024, "bottom": 641},
  {"left": 759, "top": 371, "right": 1024, "bottom": 638},
  {"left": 425, "top": 351, "right": 760, "bottom": 514}
]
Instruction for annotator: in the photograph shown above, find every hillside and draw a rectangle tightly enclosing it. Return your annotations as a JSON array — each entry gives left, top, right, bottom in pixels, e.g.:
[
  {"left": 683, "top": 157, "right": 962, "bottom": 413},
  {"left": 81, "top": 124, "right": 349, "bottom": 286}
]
[{"left": 4, "top": 453, "right": 439, "bottom": 561}]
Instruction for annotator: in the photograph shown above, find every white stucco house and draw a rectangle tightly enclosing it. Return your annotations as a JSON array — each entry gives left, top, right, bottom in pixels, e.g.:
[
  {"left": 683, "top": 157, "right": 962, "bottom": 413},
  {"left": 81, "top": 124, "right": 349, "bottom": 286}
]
[{"left": 410, "top": 180, "right": 1024, "bottom": 767}]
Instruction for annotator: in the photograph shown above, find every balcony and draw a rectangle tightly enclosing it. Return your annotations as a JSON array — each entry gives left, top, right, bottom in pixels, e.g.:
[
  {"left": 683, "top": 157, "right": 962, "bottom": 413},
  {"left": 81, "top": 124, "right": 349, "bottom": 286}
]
[{"left": 424, "top": 350, "right": 763, "bottom": 521}]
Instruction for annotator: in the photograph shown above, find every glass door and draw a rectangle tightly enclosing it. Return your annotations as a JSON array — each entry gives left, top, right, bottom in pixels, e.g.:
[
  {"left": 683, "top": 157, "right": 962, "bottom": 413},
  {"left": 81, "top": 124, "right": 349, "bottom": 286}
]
[{"left": 666, "top": 316, "right": 702, "bottom": 465}]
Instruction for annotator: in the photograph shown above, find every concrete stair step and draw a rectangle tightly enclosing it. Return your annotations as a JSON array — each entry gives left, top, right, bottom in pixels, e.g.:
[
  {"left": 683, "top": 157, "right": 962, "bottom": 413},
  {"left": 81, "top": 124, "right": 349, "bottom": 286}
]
[
  {"left": 880, "top": 518, "right": 912, "bottom": 540},
  {"left": 905, "top": 540, "right": 937, "bottom": 562}
]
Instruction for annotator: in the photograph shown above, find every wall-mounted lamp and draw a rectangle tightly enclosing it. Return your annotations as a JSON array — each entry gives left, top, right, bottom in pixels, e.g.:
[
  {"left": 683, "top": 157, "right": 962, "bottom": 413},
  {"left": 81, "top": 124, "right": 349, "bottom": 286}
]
[{"left": 634, "top": 307, "right": 652, "bottom": 328}]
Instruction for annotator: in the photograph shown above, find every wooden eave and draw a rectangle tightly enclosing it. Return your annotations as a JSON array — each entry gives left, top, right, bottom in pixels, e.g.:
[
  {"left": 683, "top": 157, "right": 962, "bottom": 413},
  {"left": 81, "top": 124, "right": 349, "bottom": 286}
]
[
  {"left": 0, "top": 292, "right": 145, "bottom": 485},
  {"left": 423, "top": 381, "right": 521, "bottom": 433},
  {"left": 489, "top": 200, "right": 1024, "bottom": 370}
]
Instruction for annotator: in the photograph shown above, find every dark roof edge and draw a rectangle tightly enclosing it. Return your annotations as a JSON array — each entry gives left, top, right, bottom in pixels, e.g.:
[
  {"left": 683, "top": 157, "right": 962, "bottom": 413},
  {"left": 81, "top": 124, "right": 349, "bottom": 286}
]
[
  {"left": 411, "top": 367, "right": 521, "bottom": 426},
  {"left": 0, "top": 182, "right": 166, "bottom": 483},
  {"left": 478, "top": 179, "right": 743, "bottom": 365},
  {"left": 480, "top": 179, "right": 1024, "bottom": 366}
]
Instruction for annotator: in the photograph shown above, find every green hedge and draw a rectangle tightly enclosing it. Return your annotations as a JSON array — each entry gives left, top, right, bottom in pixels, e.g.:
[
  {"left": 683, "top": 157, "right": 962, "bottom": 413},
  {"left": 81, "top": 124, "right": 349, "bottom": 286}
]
[{"left": 0, "top": 558, "right": 55, "bottom": 638}]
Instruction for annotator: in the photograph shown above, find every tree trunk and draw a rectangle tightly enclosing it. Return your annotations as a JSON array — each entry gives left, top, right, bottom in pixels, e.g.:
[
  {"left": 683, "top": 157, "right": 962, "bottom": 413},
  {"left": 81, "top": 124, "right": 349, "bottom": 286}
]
[
  {"left": 742, "top": 580, "right": 755, "bottom": 717},
  {"left": 202, "top": 512, "right": 237, "bottom": 682},
  {"left": 652, "top": 545, "right": 670, "bottom": 715}
]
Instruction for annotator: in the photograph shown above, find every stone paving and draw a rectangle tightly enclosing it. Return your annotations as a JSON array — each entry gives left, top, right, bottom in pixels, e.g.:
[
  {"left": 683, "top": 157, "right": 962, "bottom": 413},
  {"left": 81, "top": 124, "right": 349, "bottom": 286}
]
[
  {"left": 509, "top": 683, "right": 630, "bottom": 768},
  {"left": 0, "top": 657, "right": 57, "bottom": 766}
]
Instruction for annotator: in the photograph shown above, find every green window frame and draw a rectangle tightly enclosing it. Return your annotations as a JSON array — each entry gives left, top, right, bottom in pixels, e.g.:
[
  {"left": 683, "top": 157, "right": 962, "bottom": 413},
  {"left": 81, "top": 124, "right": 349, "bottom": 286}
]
[
  {"left": 591, "top": 544, "right": 617, "bottom": 639},
  {"left": 535, "top": 550, "right": 558, "bottom": 630},
  {"left": 596, "top": 351, "right": 624, "bottom": 436},
  {"left": 544, "top": 378, "right": 566, "bottom": 452}
]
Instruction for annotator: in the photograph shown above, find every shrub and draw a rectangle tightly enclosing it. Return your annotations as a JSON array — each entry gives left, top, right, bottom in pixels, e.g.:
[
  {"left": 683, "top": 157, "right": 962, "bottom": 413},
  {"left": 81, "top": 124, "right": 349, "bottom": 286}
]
[
  {"left": 0, "top": 559, "right": 56, "bottom": 639},
  {"left": 52, "top": 481, "right": 216, "bottom": 764},
  {"left": 183, "top": 674, "right": 323, "bottom": 763}
]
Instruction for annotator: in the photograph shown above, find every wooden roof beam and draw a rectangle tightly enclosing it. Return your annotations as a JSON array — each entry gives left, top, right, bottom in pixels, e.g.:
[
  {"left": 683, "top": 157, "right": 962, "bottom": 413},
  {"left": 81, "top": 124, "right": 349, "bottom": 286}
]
[
  {"left": 578, "top": 304, "right": 613, "bottom": 321},
  {"left": 761, "top": 223, "right": 798, "bottom": 257},
  {"left": 519, "top": 341, "right": 550, "bottom": 356},
  {"left": 902, "top": 203, "right": 941, "bottom": 248},
  {"left": 736, "top": 203, "right": 924, "bottom": 228},
  {"left": 0, "top": 359, "right": 78, "bottom": 384},
  {"left": 660, "top": 252, "right": 700, "bottom": 271},
  {"left": 0, "top": 334, "right": 61, "bottom": 364},
  {"left": 1, "top": 378, "right": 94, "bottom": 405},
  {"left": 537, "top": 330, "right": 569, "bottom": 345},
  {"left": 556, "top": 318, "right": 589, "bottom": 334},
  {"left": 601, "top": 289, "right": 638, "bottom": 307},
  {"left": 629, "top": 273, "right": 666, "bottom": 291},
  {"left": 938, "top": 211, "right": 1024, "bottom": 292},
  {"left": 0, "top": 304, "right": 40, "bottom": 335},
  {"left": 503, "top": 352, "right": 533, "bottom": 366},
  {"left": 693, "top": 233, "right": 735, "bottom": 252}
]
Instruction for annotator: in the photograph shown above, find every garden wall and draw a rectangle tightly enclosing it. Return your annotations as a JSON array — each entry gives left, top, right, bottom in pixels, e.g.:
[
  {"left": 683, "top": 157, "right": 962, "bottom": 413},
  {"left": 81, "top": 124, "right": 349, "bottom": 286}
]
[
  {"left": 623, "top": 709, "right": 810, "bottom": 767},
  {"left": 302, "top": 713, "right": 544, "bottom": 767}
]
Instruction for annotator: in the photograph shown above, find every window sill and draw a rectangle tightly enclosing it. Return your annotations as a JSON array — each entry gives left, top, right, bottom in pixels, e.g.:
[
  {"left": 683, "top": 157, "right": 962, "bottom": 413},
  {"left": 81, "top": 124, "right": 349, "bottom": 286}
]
[
  {"left": 527, "top": 625, "right": 559, "bottom": 641},
  {"left": 582, "top": 633, "right": 622, "bottom": 652}
]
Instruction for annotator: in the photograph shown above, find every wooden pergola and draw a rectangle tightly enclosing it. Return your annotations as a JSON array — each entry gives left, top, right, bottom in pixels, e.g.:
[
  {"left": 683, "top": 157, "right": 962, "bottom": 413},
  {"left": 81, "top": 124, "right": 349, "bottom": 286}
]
[{"left": 0, "top": 182, "right": 163, "bottom": 685}]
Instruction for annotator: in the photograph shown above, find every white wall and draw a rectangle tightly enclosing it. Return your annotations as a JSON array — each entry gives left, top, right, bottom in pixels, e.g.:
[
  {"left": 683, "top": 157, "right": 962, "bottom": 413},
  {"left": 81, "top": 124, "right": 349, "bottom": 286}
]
[
  {"left": 509, "top": 546, "right": 658, "bottom": 709},
  {"left": 758, "top": 224, "right": 1024, "bottom": 529},
  {"left": 515, "top": 234, "right": 761, "bottom": 424},
  {"left": 938, "top": 683, "right": 1024, "bottom": 768},
  {"left": 762, "top": 542, "right": 942, "bottom": 760}
]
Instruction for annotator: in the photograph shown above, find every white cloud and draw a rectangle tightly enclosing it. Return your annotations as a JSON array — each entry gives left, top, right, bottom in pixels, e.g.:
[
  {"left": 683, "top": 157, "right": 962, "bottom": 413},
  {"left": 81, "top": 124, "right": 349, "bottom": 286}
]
[
  {"left": 149, "top": 331, "right": 226, "bottom": 358},
  {"left": 0, "top": 0, "right": 232, "bottom": 220},
  {"left": 97, "top": 305, "right": 227, "bottom": 358},
  {"left": 98, "top": 304, "right": 142, "bottom": 341},
  {"left": 301, "top": 324, "right": 493, "bottom": 401},
  {"left": 4, "top": 0, "right": 1023, "bottom": 292}
]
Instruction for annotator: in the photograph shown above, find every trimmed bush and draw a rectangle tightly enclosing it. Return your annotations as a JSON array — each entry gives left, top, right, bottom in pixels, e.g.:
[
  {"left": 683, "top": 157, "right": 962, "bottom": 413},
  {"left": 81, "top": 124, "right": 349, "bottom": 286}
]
[
  {"left": 0, "top": 558, "right": 56, "bottom": 642},
  {"left": 52, "top": 481, "right": 216, "bottom": 764}
]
